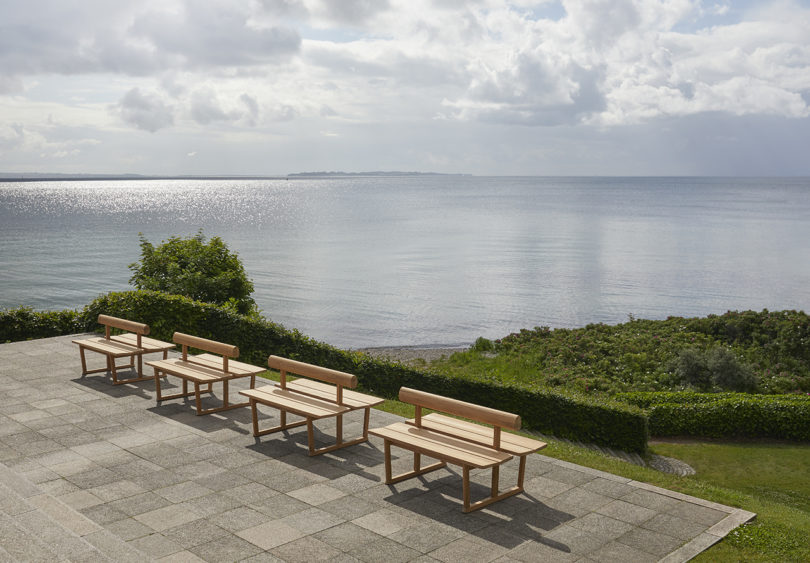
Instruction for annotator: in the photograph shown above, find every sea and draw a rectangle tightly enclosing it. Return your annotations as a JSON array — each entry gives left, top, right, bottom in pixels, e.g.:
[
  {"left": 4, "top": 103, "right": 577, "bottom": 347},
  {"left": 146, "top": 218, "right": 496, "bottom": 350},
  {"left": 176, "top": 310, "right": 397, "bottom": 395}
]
[{"left": 1, "top": 176, "right": 809, "bottom": 349}]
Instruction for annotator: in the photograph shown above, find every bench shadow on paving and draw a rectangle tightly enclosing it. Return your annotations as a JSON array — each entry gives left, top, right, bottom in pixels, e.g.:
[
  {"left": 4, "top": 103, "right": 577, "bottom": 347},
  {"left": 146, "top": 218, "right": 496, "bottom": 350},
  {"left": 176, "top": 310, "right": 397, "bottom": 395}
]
[{"left": 0, "top": 335, "right": 755, "bottom": 562}]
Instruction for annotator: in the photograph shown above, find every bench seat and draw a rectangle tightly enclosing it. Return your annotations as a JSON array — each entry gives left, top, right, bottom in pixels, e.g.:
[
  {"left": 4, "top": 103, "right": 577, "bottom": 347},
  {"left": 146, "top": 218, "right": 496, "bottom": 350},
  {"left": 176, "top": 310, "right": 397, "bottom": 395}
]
[
  {"left": 240, "top": 356, "right": 383, "bottom": 456},
  {"left": 73, "top": 315, "right": 173, "bottom": 385},
  {"left": 369, "top": 387, "right": 546, "bottom": 512},
  {"left": 149, "top": 354, "right": 263, "bottom": 383},
  {"left": 286, "top": 378, "right": 384, "bottom": 410},
  {"left": 370, "top": 421, "right": 511, "bottom": 469},
  {"left": 412, "top": 413, "right": 543, "bottom": 457},
  {"left": 241, "top": 385, "right": 351, "bottom": 420},
  {"left": 147, "top": 333, "right": 263, "bottom": 415}
]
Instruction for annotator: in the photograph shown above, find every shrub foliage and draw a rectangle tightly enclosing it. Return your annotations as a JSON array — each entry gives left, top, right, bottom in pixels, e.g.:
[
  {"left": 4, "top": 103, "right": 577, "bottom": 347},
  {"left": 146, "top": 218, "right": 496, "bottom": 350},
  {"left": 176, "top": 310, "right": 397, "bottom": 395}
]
[
  {"left": 433, "top": 310, "right": 810, "bottom": 395},
  {"left": 619, "top": 392, "right": 810, "bottom": 441},
  {"left": 129, "top": 231, "right": 256, "bottom": 315},
  {"left": 0, "top": 307, "right": 87, "bottom": 342}
]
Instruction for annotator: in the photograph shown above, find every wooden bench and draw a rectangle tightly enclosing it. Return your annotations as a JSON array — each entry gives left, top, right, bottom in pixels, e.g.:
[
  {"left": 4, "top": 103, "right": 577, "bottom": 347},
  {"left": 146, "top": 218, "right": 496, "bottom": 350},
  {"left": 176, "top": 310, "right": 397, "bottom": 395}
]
[
  {"left": 369, "top": 387, "right": 547, "bottom": 512},
  {"left": 73, "top": 315, "right": 174, "bottom": 385},
  {"left": 239, "top": 356, "right": 384, "bottom": 456},
  {"left": 146, "top": 333, "right": 263, "bottom": 415}
]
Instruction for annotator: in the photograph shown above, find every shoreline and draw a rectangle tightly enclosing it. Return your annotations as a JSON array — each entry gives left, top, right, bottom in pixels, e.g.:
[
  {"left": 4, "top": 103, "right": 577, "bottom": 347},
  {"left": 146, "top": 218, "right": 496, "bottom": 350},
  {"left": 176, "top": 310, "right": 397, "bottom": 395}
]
[{"left": 355, "top": 344, "right": 469, "bottom": 364}]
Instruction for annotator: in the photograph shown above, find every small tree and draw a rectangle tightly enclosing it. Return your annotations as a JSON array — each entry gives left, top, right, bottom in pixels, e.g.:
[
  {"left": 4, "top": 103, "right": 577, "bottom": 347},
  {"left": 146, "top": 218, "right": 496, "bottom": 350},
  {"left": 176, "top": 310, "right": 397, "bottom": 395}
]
[
  {"left": 129, "top": 231, "right": 257, "bottom": 315},
  {"left": 673, "top": 346, "right": 758, "bottom": 392},
  {"left": 673, "top": 347, "right": 712, "bottom": 391}
]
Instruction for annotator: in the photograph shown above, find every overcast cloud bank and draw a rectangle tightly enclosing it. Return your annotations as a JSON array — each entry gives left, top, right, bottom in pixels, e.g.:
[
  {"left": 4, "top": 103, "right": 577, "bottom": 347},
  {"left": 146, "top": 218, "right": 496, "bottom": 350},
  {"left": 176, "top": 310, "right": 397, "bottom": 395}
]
[{"left": 1, "top": 0, "right": 808, "bottom": 175}]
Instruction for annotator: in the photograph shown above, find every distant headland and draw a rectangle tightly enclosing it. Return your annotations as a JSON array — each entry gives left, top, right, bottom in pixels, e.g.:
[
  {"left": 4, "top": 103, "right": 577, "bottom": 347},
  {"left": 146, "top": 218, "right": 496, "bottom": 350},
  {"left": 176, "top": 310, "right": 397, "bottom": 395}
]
[{"left": 287, "top": 171, "right": 470, "bottom": 177}]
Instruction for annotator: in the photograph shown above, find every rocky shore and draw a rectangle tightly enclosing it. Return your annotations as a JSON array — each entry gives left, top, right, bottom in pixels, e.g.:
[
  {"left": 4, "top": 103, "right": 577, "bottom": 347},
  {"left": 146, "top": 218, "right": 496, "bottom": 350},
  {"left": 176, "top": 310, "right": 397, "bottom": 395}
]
[{"left": 355, "top": 345, "right": 469, "bottom": 365}]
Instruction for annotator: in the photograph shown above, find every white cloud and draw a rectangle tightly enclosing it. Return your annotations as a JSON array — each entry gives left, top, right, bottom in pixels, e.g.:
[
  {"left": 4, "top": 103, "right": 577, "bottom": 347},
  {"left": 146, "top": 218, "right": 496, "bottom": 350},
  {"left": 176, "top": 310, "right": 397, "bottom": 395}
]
[
  {"left": 240, "top": 94, "right": 260, "bottom": 126},
  {"left": 0, "top": 0, "right": 301, "bottom": 78},
  {"left": 304, "top": 0, "right": 391, "bottom": 27},
  {"left": 0, "top": 123, "right": 25, "bottom": 152},
  {"left": 189, "top": 89, "right": 235, "bottom": 125},
  {"left": 1, "top": 0, "right": 809, "bottom": 174},
  {"left": 114, "top": 88, "right": 175, "bottom": 132}
]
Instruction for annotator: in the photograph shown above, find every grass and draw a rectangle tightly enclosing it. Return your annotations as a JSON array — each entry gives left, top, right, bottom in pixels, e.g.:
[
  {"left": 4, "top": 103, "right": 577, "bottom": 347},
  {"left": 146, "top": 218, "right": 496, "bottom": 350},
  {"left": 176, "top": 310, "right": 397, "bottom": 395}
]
[
  {"left": 652, "top": 440, "right": 810, "bottom": 513},
  {"left": 652, "top": 440, "right": 810, "bottom": 562},
  {"left": 371, "top": 398, "right": 810, "bottom": 562}
]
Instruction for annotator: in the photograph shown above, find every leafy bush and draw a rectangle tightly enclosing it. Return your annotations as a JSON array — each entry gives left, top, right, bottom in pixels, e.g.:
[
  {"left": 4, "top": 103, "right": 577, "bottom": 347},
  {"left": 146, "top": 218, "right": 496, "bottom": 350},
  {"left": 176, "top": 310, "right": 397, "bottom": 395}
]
[
  {"left": 672, "top": 347, "right": 757, "bottom": 392},
  {"left": 707, "top": 347, "right": 757, "bottom": 392},
  {"left": 470, "top": 336, "right": 495, "bottom": 353},
  {"left": 0, "top": 307, "right": 88, "bottom": 342},
  {"left": 673, "top": 347, "right": 712, "bottom": 390},
  {"left": 434, "top": 310, "right": 809, "bottom": 395},
  {"left": 618, "top": 391, "right": 810, "bottom": 440},
  {"left": 129, "top": 231, "right": 257, "bottom": 315}
]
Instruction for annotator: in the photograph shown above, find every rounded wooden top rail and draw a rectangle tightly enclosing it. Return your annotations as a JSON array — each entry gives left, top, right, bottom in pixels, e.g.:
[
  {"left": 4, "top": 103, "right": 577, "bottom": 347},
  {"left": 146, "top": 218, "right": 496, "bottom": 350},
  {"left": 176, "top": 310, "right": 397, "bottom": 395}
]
[
  {"left": 97, "top": 314, "right": 149, "bottom": 335},
  {"left": 399, "top": 387, "right": 521, "bottom": 430},
  {"left": 173, "top": 332, "right": 239, "bottom": 358},
  {"left": 268, "top": 355, "right": 358, "bottom": 388}
]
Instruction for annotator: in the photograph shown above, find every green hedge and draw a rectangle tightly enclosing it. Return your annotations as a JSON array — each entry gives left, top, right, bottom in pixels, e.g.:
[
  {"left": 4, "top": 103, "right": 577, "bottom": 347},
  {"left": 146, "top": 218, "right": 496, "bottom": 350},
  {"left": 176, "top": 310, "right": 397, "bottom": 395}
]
[
  {"left": 618, "top": 391, "right": 810, "bottom": 441},
  {"left": 0, "top": 307, "right": 88, "bottom": 342},
  {"left": 5, "top": 290, "right": 650, "bottom": 453}
]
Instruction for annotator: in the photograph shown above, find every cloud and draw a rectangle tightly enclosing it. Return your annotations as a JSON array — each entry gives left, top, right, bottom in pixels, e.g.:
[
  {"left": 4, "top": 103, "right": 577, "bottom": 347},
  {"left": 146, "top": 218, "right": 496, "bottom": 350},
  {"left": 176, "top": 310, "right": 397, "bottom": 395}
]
[
  {"left": 130, "top": 1, "right": 301, "bottom": 69},
  {"left": 306, "top": 0, "right": 391, "bottom": 27},
  {"left": 189, "top": 89, "right": 234, "bottom": 125},
  {"left": 428, "top": 0, "right": 810, "bottom": 126},
  {"left": 2, "top": 0, "right": 809, "bottom": 175},
  {"left": 240, "top": 94, "right": 260, "bottom": 126},
  {"left": 0, "top": 75, "right": 24, "bottom": 95},
  {"left": 114, "top": 88, "right": 175, "bottom": 132},
  {"left": 0, "top": 123, "right": 25, "bottom": 152},
  {"left": 0, "top": 0, "right": 301, "bottom": 79}
]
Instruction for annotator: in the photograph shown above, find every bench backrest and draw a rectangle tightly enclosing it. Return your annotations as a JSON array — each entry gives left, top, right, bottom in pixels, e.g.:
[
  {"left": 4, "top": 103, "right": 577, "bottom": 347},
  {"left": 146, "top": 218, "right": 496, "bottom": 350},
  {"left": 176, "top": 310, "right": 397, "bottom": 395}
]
[
  {"left": 268, "top": 355, "right": 357, "bottom": 405},
  {"left": 98, "top": 314, "right": 149, "bottom": 347},
  {"left": 173, "top": 332, "right": 239, "bottom": 372},
  {"left": 399, "top": 387, "right": 521, "bottom": 449},
  {"left": 98, "top": 314, "right": 149, "bottom": 335}
]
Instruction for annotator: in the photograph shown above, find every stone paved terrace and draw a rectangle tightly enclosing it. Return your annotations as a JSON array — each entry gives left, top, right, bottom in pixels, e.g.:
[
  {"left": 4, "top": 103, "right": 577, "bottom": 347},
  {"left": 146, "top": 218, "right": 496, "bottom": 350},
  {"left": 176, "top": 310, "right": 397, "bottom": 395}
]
[{"left": 0, "top": 334, "right": 755, "bottom": 562}]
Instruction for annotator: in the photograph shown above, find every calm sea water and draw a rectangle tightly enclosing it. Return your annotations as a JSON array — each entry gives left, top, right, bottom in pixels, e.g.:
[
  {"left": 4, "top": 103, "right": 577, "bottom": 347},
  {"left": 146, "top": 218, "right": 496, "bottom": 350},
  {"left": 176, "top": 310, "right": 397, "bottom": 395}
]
[{"left": 1, "top": 176, "right": 809, "bottom": 348}]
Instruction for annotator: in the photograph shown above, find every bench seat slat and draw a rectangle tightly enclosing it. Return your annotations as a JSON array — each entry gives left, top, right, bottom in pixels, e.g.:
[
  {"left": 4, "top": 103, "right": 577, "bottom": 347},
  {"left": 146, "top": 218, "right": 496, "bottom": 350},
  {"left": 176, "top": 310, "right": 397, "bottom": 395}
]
[
  {"left": 188, "top": 353, "right": 265, "bottom": 376},
  {"left": 146, "top": 358, "right": 231, "bottom": 383},
  {"left": 73, "top": 337, "right": 142, "bottom": 357},
  {"left": 369, "top": 422, "right": 511, "bottom": 468},
  {"left": 415, "top": 413, "right": 546, "bottom": 456},
  {"left": 286, "top": 378, "right": 384, "bottom": 409},
  {"left": 110, "top": 333, "right": 175, "bottom": 353},
  {"left": 241, "top": 385, "right": 351, "bottom": 419}
]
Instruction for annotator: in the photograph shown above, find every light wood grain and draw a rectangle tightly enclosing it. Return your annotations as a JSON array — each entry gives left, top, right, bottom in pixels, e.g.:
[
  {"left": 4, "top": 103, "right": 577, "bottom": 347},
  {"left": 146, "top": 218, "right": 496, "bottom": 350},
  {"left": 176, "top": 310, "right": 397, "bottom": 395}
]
[
  {"left": 399, "top": 387, "right": 521, "bottom": 430},
  {"left": 239, "top": 356, "right": 382, "bottom": 455}
]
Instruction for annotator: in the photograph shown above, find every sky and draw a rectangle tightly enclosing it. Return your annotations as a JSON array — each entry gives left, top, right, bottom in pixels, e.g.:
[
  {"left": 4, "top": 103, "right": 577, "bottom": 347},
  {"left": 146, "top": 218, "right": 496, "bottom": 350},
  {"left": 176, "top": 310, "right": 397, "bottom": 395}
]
[{"left": 1, "top": 0, "right": 809, "bottom": 176}]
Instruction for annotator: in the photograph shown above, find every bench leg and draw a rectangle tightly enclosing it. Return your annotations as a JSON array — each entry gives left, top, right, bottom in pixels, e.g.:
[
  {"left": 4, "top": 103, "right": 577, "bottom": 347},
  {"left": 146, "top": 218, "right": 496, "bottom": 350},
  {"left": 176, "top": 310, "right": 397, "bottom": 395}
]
[
  {"left": 251, "top": 406, "right": 308, "bottom": 437},
  {"left": 382, "top": 440, "right": 446, "bottom": 485},
  {"left": 249, "top": 405, "right": 370, "bottom": 455},
  {"left": 77, "top": 348, "right": 127, "bottom": 377},
  {"left": 78, "top": 346, "right": 88, "bottom": 375},
  {"left": 77, "top": 346, "right": 149, "bottom": 385},
  {"left": 306, "top": 407, "right": 380, "bottom": 456},
  {"left": 111, "top": 353, "right": 153, "bottom": 385},
  {"left": 192, "top": 379, "right": 251, "bottom": 415},
  {"left": 110, "top": 356, "right": 120, "bottom": 384},
  {"left": 155, "top": 374, "right": 198, "bottom": 403},
  {"left": 463, "top": 461, "right": 525, "bottom": 513}
]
